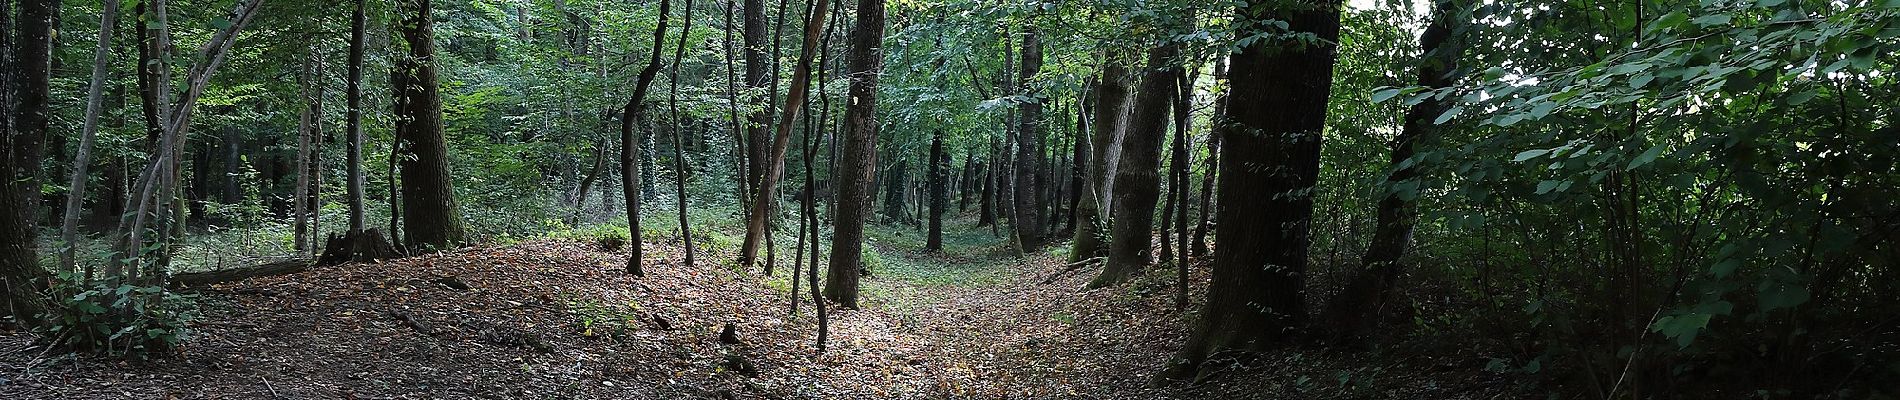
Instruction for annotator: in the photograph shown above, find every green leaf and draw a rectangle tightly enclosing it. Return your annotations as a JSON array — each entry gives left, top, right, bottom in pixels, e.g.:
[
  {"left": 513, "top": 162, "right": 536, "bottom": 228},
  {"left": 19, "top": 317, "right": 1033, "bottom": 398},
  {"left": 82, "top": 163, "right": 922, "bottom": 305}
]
[
  {"left": 1434, "top": 106, "right": 1463, "bottom": 124},
  {"left": 1626, "top": 143, "right": 1667, "bottom": 170},
  {"left": 1371, "top": 87, "right": 1402, "bottom": 104},
  {"left": 1651, "top": 313, "right": 1713, "bottom": 348},
  {"left": 1693, "top": 13, "right": 1733, "bottom": 27},
  {"left": 1630, "top": 73, "right": 1656, "bottom": 89},
  {"left": 1535, "top": 180, "right": 1561, "bottom": 194},
  {"left": 1513, "top": 149, "right": 1550, "bottom": 162},
  {"left": 1758, "top": 283, "right": 1810, "bottom": 311},
  {"left": 1787, "top": 90, "right": 1817, "bottom": 105}
]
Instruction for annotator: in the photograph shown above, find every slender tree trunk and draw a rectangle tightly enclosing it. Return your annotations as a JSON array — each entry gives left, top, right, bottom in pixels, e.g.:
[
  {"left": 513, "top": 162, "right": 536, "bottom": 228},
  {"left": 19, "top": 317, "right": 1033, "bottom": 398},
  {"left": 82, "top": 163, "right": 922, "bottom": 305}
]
[
  {"left": 825, "top": 0, "right": 884, "bottom": 309},
  {"left": 346, "top": 0, "right": 369, "bottom": 233},
  {"left": 1089, "top": 43, "right": 1179, "bottom": 289},
  {"left": 1170, "top": 66, "right": 1196, "bottom": 310},
  {"left": 724, "top": 0, "right": 747, "bottom": 211},
  {"left": 393, "top": 0, "right": 467, "bottom": 251},
  {"left": 741, "top": 0, "right": 831, "bottom": 270},
  {"left": 620, "top": 0, "right": 676, "bottom": 276},
  {"left": 1011, "top": 28, "right": 1047, "bottom": 251},
  {"left": 1321, "top": 0, "right": 1457, "bottom": 341},
  {"left": 1191, "top": 58, "right": 1227, "bottom": 257},
  {"left": 978, "top": 149, "right": 996, "bottom": 228},
  {"left": 1156, "top": 0, "right": 1342, "bottom": 382},
  {"left": 60, "top": 0, "right": 124, "bottom": 273},
  {"left": 667, "top": 0, "right": 699, "bottom": 269},
  {"left": 882, "top": 158, "right": 907, "bottom": 222},
  {"left": 295, "top": 63, "right": 315, "bottom": 252},
  {"left": 1071, "top": 53, "right": 1132, "bottom": 262},
  {"left": 927, "top": 130, "right": 946, "bottom": 252}
]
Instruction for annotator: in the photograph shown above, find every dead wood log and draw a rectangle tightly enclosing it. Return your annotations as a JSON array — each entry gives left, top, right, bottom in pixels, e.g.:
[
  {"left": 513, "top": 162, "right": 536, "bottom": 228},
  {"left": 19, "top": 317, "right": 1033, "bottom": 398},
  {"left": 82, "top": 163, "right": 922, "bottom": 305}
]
[
  {"left": 1039, "top": 257, "right": 1105, "bottom": 285},
  {"left": 170, "top": 259, "right": 313, "bottom": 287}
]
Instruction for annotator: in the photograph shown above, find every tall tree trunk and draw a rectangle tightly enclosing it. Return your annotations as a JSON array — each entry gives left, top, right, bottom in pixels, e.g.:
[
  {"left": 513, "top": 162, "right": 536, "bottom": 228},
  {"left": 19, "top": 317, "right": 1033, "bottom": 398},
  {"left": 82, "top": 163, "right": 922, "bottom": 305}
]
[
  {"left": 1190, "top": 57, "right": 1225, "bottom": 258},
  {"left": 978, "top": 149, "right": 996, "bottom": 227},
  {"left": 927, "top": 130, "right": 947, "bottom": 252},
  {"left": 61, "top": 0, "right": 124, "bottom": 273},
  {"left": 825, "top": 0, "right": 885, "bottom": 309},
  {"left": 741, "top": 0, "right": 769, "bottom": 210},
  {"left": 620, "top": 0, "right": 675, "bottom": 276},
  {"left": 393, "top": 0, "right": 467, "bottom": 251},
  {"left": 723, "top": 0, "right": 746, "bottom": 212},
  {"left": 1321, "top": 0, "right": 1457, "bottom": 341},
  {"left": 741, "top": 0, "right": 831, "bottom": 270},
  {"left": 295, "top": 63, "right": 315, "bottom": 252},
  {"left": 1071, "top": 53, "right": 1132, "bottom": 262},
  {"left": 882, "top": 158, "right": 907, "bottom": 222},
  {"left": 1156, "top": 0, "right": 1342, "bottom": 382},
  {"left": 1011, "top": 28, "right": 1047, "bottom": 251},
  {"left": 345, "top": 0, "right": 370, "bottom": 233},
  {"left": 1089, "top": 43, "right": 1178, "bottom": 289},
  {"left": 2, "top": 0, "right": 55, "bottom": 324},
  {"left": 667, "top": 0, "right": 699, "bottom": 269},
  {"left": 1170, "top": 67, "right": 1195, "bottom": 310},
  {"left": 11, "top": 0, "right": 57, "bottom": 214}
]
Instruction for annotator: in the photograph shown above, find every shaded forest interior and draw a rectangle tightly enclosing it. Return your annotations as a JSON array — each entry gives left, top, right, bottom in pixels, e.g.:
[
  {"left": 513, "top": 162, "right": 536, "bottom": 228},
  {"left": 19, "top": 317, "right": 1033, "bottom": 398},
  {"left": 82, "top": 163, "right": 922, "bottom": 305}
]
[{"left": 1, "top": 0, "right": 1898, "bottom": 398}]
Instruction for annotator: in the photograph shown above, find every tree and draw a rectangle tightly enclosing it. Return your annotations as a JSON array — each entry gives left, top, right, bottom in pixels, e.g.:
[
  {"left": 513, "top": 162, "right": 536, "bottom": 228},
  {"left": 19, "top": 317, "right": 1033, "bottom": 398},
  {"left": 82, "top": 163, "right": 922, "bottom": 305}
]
[
  {"left": 926, "top": 130, "right": 946, "bottom": 252},
  {"left": 1088, "top": 41, "right": 1179, "bottom": 289},
  {"left": 319, "top": 0, "right": 399, "bottom": 266},
  {"left": 1320, "top": 0, "right": 1459, "bottom": 341},
  {"left": 824, "top": 0, "right": 885, "bottom": 309},
  {"left": 393, "top": 0, "right": 468, "bottom": 251},
  {"left": 60, "top": 0, "right": 125, "bottom": 272},
  {"left": 666, "top": 0, "right": 699, "bottom": 269},
  {"left": 1010, "top": 27, "right": 1048, "bottom": 252},
  {"left": 1070, "top": 53, "right": 1131, "bottom": 262},
  {"left": 741, "top": 0, "right": 831, "bottom": 270},
  {"left": 1156, "top": 0, "right": 1343, "bottom": 382},
  {"left": 620, "top": 0, "right": 676, "bottom": 276}
]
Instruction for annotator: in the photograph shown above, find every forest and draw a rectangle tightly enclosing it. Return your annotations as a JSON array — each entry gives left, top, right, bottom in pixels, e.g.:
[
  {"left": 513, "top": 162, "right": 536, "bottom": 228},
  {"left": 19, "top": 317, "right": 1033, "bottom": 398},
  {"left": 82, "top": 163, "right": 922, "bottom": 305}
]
[{"left": 1, "top": 0, "right": 1896, "bottom": 398}]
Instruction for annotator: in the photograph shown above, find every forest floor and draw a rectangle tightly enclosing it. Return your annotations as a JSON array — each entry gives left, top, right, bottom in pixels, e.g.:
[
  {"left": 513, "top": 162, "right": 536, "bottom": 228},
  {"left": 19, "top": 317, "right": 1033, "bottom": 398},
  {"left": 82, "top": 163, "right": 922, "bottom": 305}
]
[{"left": 1, "top": 219, "right": 1516, "bottom": 399}]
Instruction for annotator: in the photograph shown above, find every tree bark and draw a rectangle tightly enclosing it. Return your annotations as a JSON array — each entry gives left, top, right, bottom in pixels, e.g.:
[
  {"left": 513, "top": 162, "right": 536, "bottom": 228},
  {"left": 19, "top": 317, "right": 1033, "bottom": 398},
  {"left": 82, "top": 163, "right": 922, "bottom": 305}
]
[
  {"left": 11, "top": 0, "right": 57, "bottom": 211},
  {"left": 742, "top": 0, "right": 832, "bottom": 270},
  {"left": 825, "top": 0, "right": 885, "bottom": 309},
  {"left": 1156, "top": 0, "right": 1342, "bottom": 382},
  {"left": 394, "top": 0, "right": 468, "bottom": 251},
  {"left": 1320, "top": 0, "right": 1457, "bottom": 342},
  {"left": 927, "top": 130, "right": 947, "bottom": 252},
  {"left": 1088, "top": 43, "right": 1178, "bottom": 289},
  {"left": 1191, "top": 58, "right": 1227, "bottom": 257},
  {"left": 345, "top": 0, "right": 369, "bottom": 232},
  {"left": 1011, "top": 28, "right": 1048, "bottom": 251},
  {"left": 1071, "top": 52, "right": 1132, "bottom": 262},
  {"left": 620, "top": 0, "right": 676, "bottom": 276},
  {"left": 667, "top": 0, "right": 699, "bottom": 269},
  {"left": 741, "top": 0, "right": 769, "bottom": 208},
  {"left": 60, "top": 0, "right": 125, "bottom": 273}
]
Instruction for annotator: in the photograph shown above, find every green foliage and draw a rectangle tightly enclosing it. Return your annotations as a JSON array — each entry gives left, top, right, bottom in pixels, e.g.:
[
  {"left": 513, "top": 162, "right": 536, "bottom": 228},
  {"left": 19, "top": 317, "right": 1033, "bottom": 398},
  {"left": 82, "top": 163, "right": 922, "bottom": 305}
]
[{"left": 40, "top": 278, "right": 197, "bottom": 356}]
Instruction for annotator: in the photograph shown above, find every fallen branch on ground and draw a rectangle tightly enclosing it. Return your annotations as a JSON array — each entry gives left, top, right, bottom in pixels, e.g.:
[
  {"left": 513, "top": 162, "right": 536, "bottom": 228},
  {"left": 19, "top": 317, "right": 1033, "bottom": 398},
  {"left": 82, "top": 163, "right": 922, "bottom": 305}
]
[
  {"left": 170, "top": 259, "right": 313, "bottom": 287},
  {"left": 1040, "top": 257, "right": 1105, "bottom": 285}
]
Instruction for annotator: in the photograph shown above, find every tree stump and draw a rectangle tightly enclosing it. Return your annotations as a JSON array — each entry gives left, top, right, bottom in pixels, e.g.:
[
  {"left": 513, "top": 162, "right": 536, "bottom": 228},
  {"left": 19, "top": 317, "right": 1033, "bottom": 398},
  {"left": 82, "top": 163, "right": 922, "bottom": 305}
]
[{"left": 317, "top": 228, "right": 401, "bottom": 266}]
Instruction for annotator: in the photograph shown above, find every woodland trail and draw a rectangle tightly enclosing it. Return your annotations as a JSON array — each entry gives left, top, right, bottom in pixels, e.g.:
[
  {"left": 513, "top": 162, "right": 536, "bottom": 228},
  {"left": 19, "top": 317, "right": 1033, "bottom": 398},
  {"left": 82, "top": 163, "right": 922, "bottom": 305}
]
[{"left": 1, "top": 223, "right": 1508, "bottom": 399}]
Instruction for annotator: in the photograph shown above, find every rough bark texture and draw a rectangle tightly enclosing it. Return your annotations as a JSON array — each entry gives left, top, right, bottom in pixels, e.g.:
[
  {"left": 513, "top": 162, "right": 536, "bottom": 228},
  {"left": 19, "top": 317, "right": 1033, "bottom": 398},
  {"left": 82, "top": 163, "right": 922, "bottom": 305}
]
[
  {"left": 346, "top": 0, "right": 369, "bottom": 232},
  {"left": 394, "top": 0, "right": 468, "bottom": 251},
  {"left": 2, "top": 2, "right": 53, "bottom": 318},
  {"left": 1321, "top": 0, "right": 1456, "bottom": 342},
  {"left": 1071, "top": 54, "right": 1132, "bottom": 262},
  {"left": 927, "top": 131, "right": 947, "bottom": 252},
  {"left": 1011, "top": 29, "right": 1048, "bottom": 251},
  {"left": 11, "top": 0, "right": 56, "bottom": 202},
  {"left": 1088, "top": 44, "right": 1178, "bottom": 289},
  {"left": 742, "top": 0, "right": 770, "bottom": 202},
  {"left": 826, "top": 0, "right": 886, "bottom": 309},
  {"left": 1157, "top": 0, "right": 1343, "bottom": 382}
]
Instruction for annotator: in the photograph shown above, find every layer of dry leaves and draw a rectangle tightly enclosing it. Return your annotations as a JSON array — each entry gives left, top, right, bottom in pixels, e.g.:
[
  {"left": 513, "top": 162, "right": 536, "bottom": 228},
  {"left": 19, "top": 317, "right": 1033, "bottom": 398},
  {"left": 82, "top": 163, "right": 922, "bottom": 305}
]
[{"left": 2, "top": 232, "right": 1513, "bottom": 399}]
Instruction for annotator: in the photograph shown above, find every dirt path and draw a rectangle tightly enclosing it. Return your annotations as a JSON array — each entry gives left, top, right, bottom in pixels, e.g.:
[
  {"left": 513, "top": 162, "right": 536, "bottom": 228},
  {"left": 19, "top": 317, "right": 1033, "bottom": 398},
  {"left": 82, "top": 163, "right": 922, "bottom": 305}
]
[{"left": 2, "top": 226, "right": 1509, "bottom": 399}]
